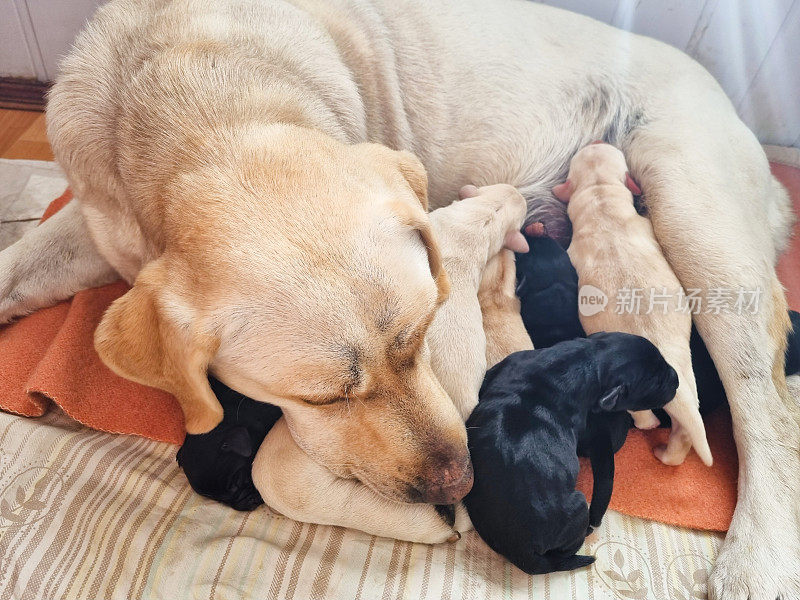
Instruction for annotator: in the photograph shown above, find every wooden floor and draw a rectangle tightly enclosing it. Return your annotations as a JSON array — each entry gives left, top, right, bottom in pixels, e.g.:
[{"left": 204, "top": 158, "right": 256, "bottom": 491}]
[{"left": 0, "top": 109, "right": 53, "bottom": 161}]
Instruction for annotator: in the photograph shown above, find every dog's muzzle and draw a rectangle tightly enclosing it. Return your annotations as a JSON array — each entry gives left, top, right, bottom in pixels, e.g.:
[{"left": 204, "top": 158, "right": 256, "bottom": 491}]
[{"left": 415, "top": 453, "right": 474, "bottom": 504}]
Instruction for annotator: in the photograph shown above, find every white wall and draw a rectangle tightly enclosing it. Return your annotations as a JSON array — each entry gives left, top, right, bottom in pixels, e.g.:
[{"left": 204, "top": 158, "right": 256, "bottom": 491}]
[
  {"left": 537, "top": 0, "right": 800, "bottom": 147},
  {"left": 1, "top": 0, "right": 798, "bottom": 146}
]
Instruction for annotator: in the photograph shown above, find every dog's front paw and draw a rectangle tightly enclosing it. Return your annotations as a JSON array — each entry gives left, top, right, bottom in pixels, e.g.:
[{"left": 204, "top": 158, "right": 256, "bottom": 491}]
[{"left": 709, "top": 522, "right": 800, "bottom": 600}]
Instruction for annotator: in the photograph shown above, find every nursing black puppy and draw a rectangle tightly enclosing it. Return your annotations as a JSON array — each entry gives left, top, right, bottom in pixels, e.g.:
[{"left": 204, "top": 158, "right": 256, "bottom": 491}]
[
  {"left": 176, "top": 377, "right": 282, "bottom": 511},
  {"left": 465, "top": 332, "right": 678, "bottom": 575},
  {"left": 515, "top": 228, "right": 627, "bottom": 526},
  {"left": 514, "top": 228, "right": 584, "bottom": 349}
]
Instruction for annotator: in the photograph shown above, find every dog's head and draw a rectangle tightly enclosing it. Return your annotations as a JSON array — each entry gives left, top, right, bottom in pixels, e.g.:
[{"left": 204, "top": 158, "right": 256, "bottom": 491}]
[
  {"left": 552, "top": 143, "right": 641, "bottom": 202},
  {"left": 95, "top": 125, "right": 472, "bottom": 504},
  {"left": 587, "top": 332, "right": 679, "bottom": 413}
]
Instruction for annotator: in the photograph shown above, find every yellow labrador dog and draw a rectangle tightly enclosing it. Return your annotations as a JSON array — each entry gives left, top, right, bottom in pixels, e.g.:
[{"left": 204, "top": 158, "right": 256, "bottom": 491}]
[
  {"left": 557, "top": 143, "right": 713, "bottom": 467},
  {"left": 0, "top": 0, "right": 797, "bottom": 595},
  {"left": 253, "top": 183, "right": 527, "bottom": 541}
]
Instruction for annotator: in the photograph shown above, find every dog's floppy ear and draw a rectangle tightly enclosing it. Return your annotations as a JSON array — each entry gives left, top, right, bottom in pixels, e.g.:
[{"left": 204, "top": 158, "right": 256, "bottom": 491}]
[
  {"left": 395, "top": 151, "right": 429, "bottom": 211},
  {"left": 390, "top": 200, "right": 450, "bottom": 305},
  {"left": 552, "top": 180, "right": 574, "bottom": 203},
  {"left": 596, "top": 385, "right": 625, "bottom": 412},
  {"left": 94, "top": 259, "right": 223, "bottom": 434}
]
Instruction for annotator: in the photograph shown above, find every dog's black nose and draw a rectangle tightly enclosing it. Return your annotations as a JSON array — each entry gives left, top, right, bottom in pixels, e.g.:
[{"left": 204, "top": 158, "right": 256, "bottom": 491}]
[{"left": 418, "top": 456, "right": 474, "bottom": 504}]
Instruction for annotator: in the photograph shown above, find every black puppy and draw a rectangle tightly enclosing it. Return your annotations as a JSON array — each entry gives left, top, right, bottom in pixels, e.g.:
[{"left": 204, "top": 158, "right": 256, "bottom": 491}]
[
  {"left": 465, "top": 332, "right": 679, "bottom": 575},
  {"left": 515, "top": 229, "right": 626, "bottom": 526},
  {"left": 176, "top": 377, "right": 282, "bottom": 511},
  {"left": 515, "top": 229, "right": 584, "bottom": 349}
]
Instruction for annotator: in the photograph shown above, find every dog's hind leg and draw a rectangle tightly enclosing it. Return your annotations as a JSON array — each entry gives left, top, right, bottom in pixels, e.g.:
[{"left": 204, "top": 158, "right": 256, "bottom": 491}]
[
  {"left": 624, "top": 102, "right": 800, "bottom": 599},
  {"left": 0, "top": 199, "right": 117, "bottom": 323},
  {"left": 252, "top": 419, "right": 471, "bottom": 543}
]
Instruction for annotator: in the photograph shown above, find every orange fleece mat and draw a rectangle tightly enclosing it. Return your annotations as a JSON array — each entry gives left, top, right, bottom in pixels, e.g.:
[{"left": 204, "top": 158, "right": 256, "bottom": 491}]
[{"left": 2, "top": 162, "right": 800, "bottom": 531}]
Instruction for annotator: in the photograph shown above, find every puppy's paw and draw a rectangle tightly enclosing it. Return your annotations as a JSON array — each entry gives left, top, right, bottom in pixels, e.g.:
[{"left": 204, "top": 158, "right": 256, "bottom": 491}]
[
  {"left": 653, "top": 444, "right": 687, "bottom": 466},
  {"left": 434, "top": 504, "right": 456, "bottom": 527},
  {"left": 709, "top": 529, "right": 800, "bottom": 600},
  {"left": 409, "top": 504, "right": 467, "bottom": 544},
  {"left": 630, "top": 410, "right": 660, "bottom": 430}
]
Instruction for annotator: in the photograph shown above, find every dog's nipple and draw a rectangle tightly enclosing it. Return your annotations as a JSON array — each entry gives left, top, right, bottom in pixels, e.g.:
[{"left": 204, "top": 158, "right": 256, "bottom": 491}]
[{"left": 504, "top": 230, "right": 529, "bottom": 253}]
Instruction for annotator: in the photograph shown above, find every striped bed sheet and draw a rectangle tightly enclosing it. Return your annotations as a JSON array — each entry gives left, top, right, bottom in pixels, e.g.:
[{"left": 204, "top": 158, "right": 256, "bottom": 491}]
[{"left": 0, "top": 409, "right": 723, "bottom": 600}]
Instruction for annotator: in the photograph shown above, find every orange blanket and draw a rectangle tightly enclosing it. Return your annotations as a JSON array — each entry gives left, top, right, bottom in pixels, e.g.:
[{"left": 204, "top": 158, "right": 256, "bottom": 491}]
[{"left": 2, "top": 163, "right": 799, "bottom": 532}]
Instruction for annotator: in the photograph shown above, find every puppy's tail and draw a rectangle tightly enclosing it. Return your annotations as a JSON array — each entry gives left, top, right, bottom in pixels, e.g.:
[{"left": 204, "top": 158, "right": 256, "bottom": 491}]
[
  {"left": 516, "top": 551, "right": 595, "bottom": 575},
  {"left": 661, "top": 386, "right": 713, "bottom": 467},
  {"left": 542, "top": 554, "right": 596, "bottom": 574}
]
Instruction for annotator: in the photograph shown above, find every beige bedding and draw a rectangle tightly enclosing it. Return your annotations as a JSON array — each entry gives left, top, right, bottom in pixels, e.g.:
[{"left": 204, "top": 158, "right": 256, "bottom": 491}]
[{"left": 0, "top": 409, "right": 722, "bottom": 600}]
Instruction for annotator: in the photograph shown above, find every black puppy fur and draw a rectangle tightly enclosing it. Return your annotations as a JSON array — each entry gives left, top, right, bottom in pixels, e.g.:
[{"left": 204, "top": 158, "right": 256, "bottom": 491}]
[
  {"left": 515, "top": 232, "right": 628, "bottom": 526},
  {"left": 176, "top": 377, "right": 282, "bottom": 511},
  {"left": 465, "top": 333, "right": 679, "bottom": 575},
  {"left": 515, "top": 234, "right": 584, "bottom": 349},
  {"left": 515, "top": 232, "right": 800, "bottom": 422}
]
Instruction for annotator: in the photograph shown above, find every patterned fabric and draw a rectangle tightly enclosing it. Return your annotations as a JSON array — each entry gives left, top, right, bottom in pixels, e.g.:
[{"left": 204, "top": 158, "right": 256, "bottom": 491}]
[{"left": 0, "top": 410, "right": 723, "bottom": 600}]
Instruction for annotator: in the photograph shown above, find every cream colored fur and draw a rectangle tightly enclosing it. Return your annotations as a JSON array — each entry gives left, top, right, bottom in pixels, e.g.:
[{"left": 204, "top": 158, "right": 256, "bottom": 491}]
[
  {"left": 478, "top": 250, "right": 534, "bottom": 369},
  {"left": 426, "top": 184, "right": 528, "bottom": 419},
  {"left": 563, "top": 144, "right": 712, "bottom": 467},
  {"left": 256, "top": 184, "right": 527, "bottom": 541}
]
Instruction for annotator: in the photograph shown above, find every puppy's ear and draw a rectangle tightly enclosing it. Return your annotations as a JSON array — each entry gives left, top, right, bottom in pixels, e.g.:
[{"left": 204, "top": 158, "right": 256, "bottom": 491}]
[
  {"left": 625, "top": 172, "right": 642, "bottom": 195},
  {"left": 396, "top": 151, "right": 429, "bottom": 211},
  {"left": 552, "top": 180, "right": 574, "bottom": 203},
  {"left": 94, "top": 259, "right": 223, "bottom": 434},
  {"left": 597, "top": 385, "right": 625, "bottom": 412},
  {"left": 222, "top": 426, "right": 253, "bottom": 458},
  {"left": 391, "top": 200, "right": 450, "bottom": 305}
]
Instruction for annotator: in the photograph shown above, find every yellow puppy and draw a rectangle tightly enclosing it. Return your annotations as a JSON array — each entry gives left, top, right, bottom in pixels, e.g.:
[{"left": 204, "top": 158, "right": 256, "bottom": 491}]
[
  {"left": 426, "top": 183, "right": 529, "bottom": 419},
  {"left": 478, "top": 249, "right": 534, "bottom": 369},
  {"left": 556, "top": 143, "right": 712, "bottom": 467}
]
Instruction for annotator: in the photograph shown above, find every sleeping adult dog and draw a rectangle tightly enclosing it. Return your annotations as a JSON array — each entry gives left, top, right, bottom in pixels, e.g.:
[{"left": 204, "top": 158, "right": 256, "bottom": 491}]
[{"left": 0, "top": 0, "right": 796, "bottom": 596}]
